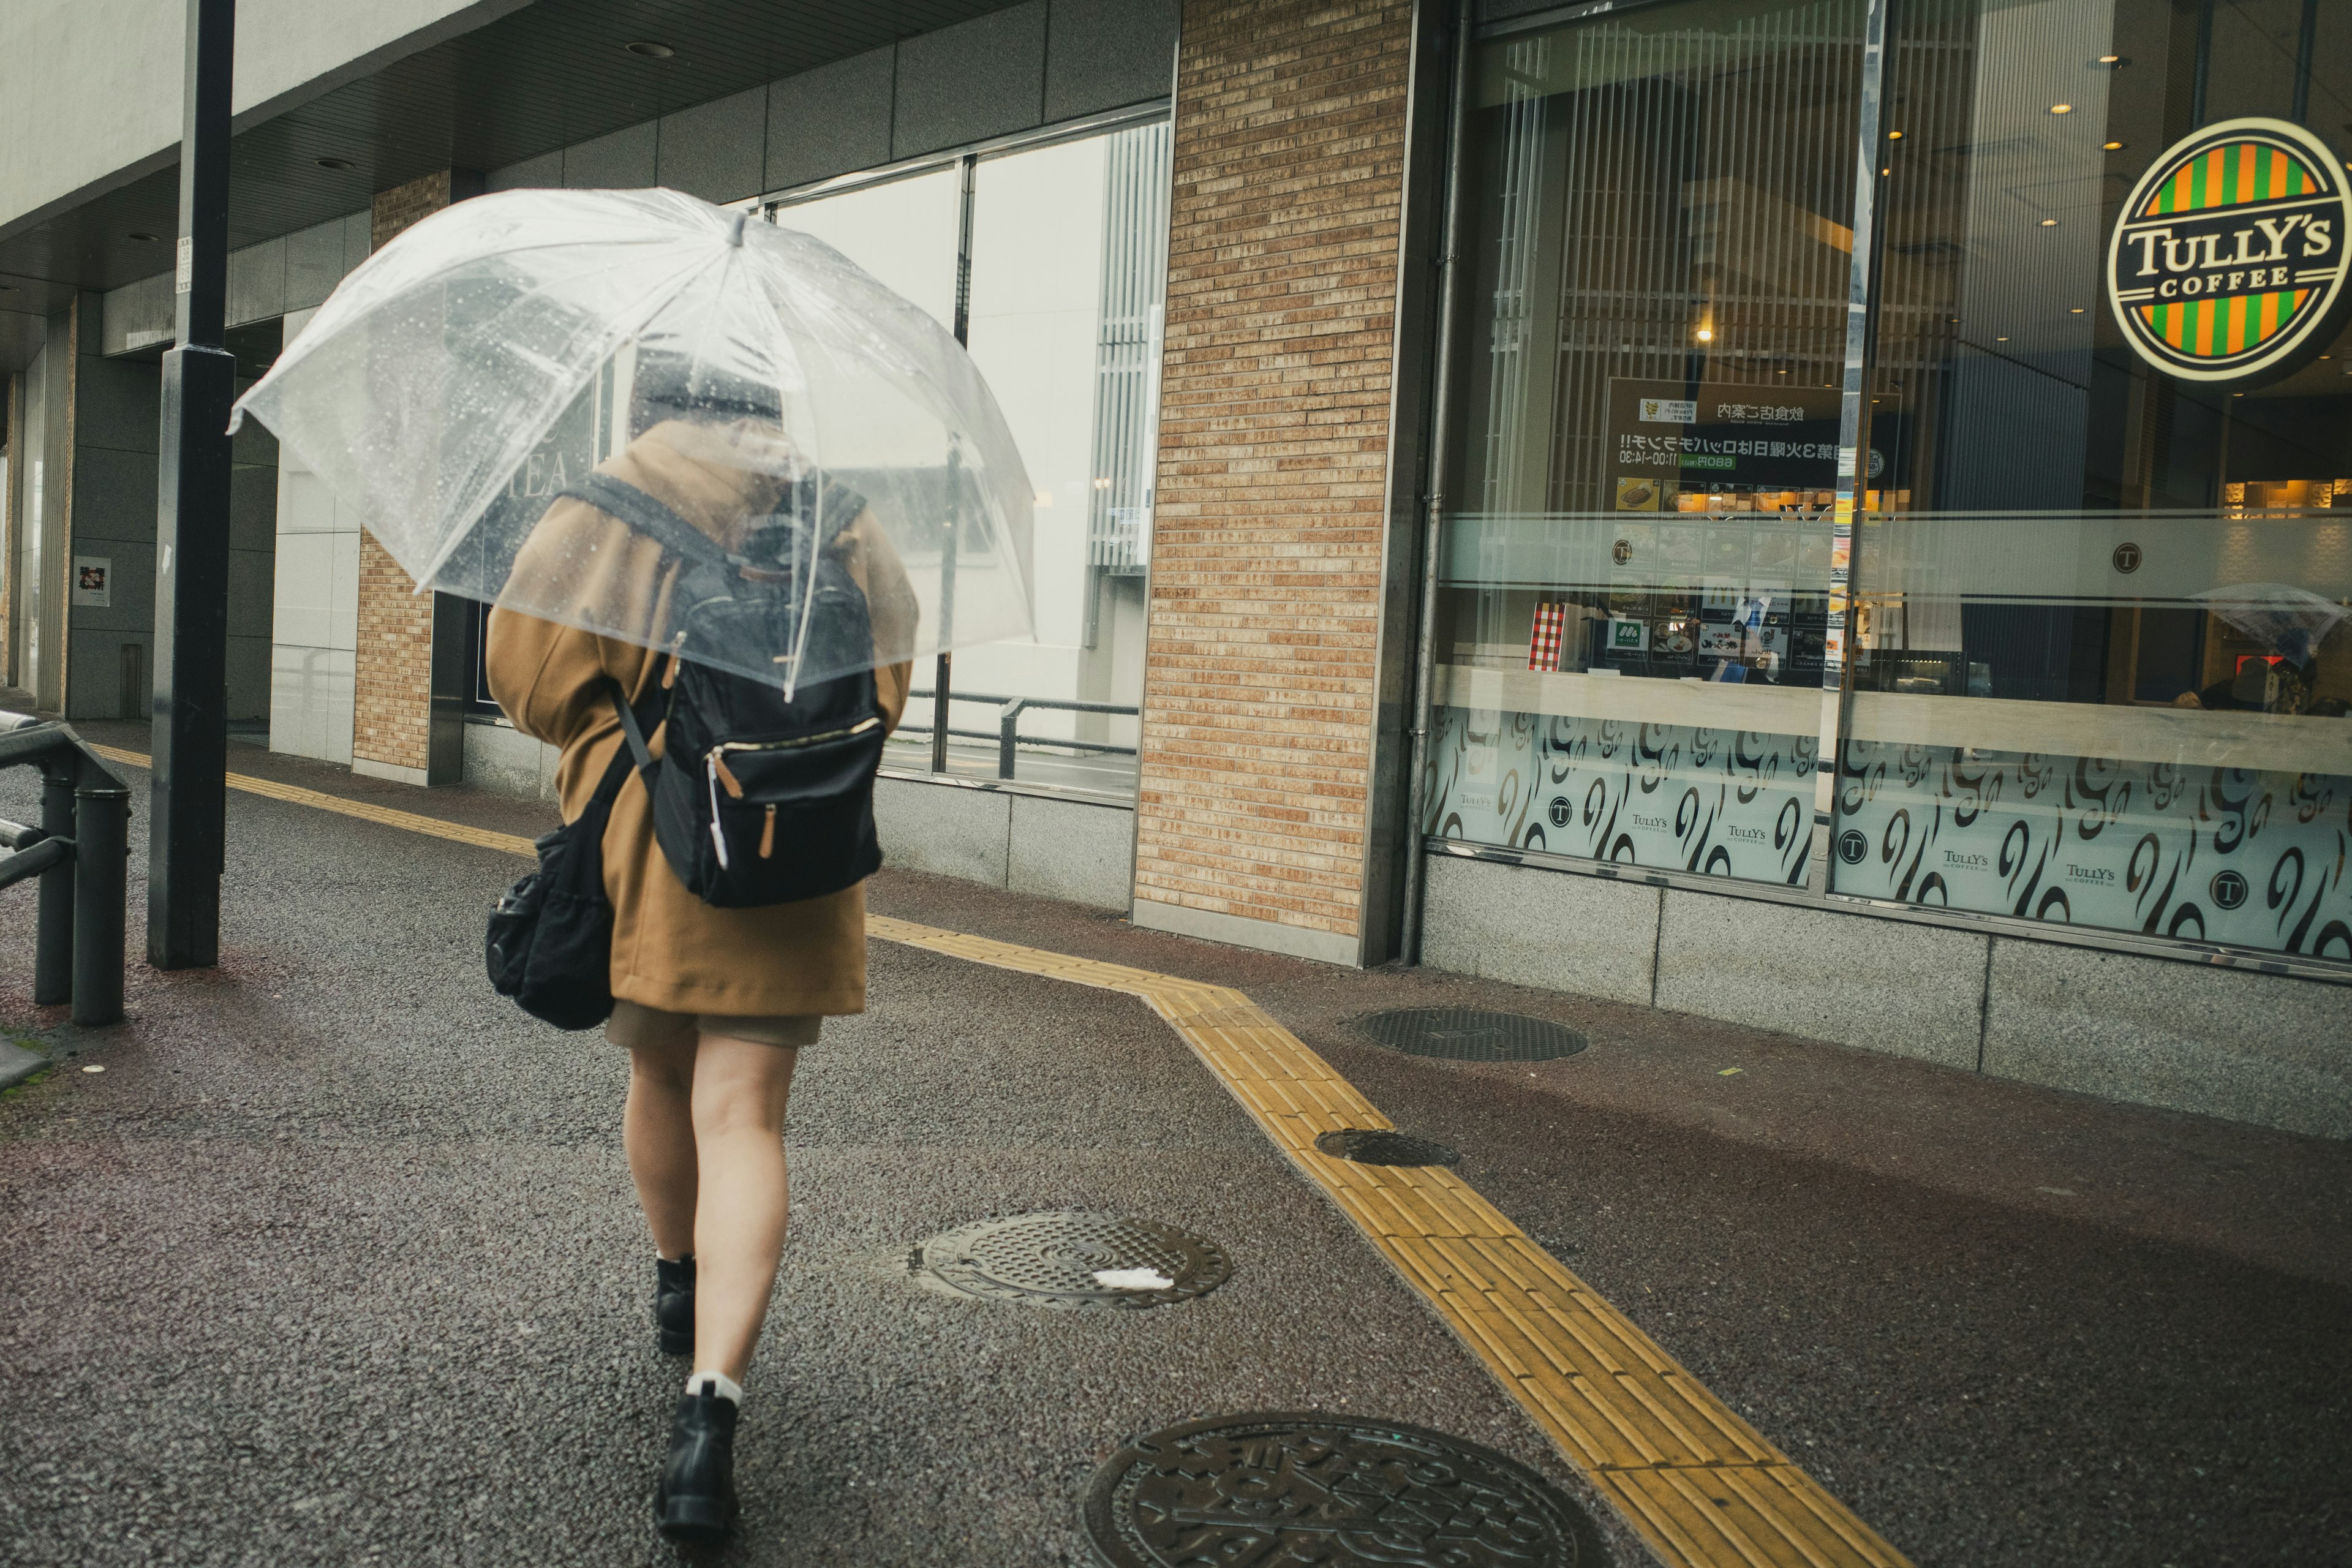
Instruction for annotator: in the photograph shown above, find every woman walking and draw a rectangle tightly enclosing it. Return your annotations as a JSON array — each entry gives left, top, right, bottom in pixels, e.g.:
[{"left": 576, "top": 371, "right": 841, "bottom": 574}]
[{"left": 487, "top": 375, "right": 916, "bottom": 1545}]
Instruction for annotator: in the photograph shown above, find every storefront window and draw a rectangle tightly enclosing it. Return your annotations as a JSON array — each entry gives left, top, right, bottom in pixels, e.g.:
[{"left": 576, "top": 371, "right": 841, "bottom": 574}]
[
  {"left": 1830, "top": 0, "right": 2352, "bottom": 960},
  {"left": 1427, "top": 0, "right": 1866, "bottom": 883}
]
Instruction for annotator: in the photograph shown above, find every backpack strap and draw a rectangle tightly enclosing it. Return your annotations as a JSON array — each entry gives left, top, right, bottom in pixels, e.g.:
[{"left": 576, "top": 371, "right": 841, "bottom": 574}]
[
  {"left": 558, "top": 470, "right": 871, "bottom": 571},
  {"left": 609, "top": 678, "right": 662, "bottom": 773},
  {"left": 559, "top": 473, "right": 744, "bottom": 575}
]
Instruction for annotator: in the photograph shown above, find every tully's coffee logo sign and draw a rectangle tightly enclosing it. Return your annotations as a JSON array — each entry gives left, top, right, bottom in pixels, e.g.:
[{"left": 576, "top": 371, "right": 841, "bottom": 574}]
[
  {"left": 2108, "top": 118, "right": 2351, "bottom": 385},
  {"left": 2210, "top": 869, "right": 2249, "bottom": 910},
  {"left": 1836, "top": 828, "right": 1869, "bottom": 865}
]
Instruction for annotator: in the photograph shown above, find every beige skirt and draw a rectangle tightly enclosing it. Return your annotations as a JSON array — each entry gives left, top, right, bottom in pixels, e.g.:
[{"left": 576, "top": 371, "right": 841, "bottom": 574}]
[{"left": 605, "top": 1000, "right": 823, "bottom": 1050}]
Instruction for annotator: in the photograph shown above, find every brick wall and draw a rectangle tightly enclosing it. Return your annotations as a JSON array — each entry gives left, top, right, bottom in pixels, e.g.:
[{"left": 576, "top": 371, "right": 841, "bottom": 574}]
[
  {"left": 1133, "top": 0, "right": 1415, "bottom": 949},
  {"left": 352, "top": 171, "right": 456, "bottom": 775}
]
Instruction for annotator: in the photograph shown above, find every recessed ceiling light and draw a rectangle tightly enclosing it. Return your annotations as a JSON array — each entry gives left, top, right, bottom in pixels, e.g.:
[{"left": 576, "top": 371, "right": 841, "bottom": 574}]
[
  {"left": 2040, "top": 217, "right": 2060, "bottom": 227},
  {"left": 624, "top": 39, "right": 674, "bottom": 57},
  {"left": 2103, "top": 140, "right": 2126, "bottom": 151},
  {"left": 2049, "top": 103, "right": 2073, "bottom": 115},
  {"left": 1881, "top": 167, "right": 1891, "bottom": 175},
  {"left": 1997, "top": 335, "right": 2010, "bottom": 342},
  {"left": 315, "top": 156, "right": 355, "bottom": 171},
  {"left": 2070, "top": 306, "right": 2086, "bottom": 314},
  {"left": 1776, "top": 368, "right": 1788, "bottom": 374},
  {"left": 1887, "top": 130, "right": 1904, "bottom": 140},
  {"left": 128, "top": 232, "right": 160, "bottom": 243},
  {"left": 1696, "top": 328, "right": 1713, "bottom": 341},
  {"left": 2095, "top": 55, "right": 2125, "bottom": 67}
]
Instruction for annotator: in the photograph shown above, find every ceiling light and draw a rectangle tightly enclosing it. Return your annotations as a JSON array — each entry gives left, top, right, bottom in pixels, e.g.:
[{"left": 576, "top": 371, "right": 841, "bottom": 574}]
[
  {"left": 315, "top": 156, "right": 355, "bottom": 171},
  {"left": 128, "top": 232, "right": 160, "bottom": 243},
  {"left": 624, "top": 39, "right": 674, "bottom": 57},
  {"left": 1997, "top": 335, "right": 2010, "bottom": 342},
  {"left": 2070, "top": 307, "right": 2086, "bottom": 314},
  {"left": 2095, "top": 55, "right": 2126, "bottom": 67},
  {"left": 1776, "top": 368, "right": 1788, "bottom": 374},
  {"left": 2040, "top": 217, "right": 2059, "bottom": 227},
  {"left": 1696, "top": 328, "right": 1713, "bottom": 341},
  {"left": 1887, "top": 130, "right": 1904, "bottom": 140},
  {"left": 2049, "top": 103, "right": 2073, "bottom": 115},
  {"left": 2103, "top": 140, "right": 2126, "bottom": 151},
  {"left": 1881, "top": 167, "right": 1891, "bottom": 175}
]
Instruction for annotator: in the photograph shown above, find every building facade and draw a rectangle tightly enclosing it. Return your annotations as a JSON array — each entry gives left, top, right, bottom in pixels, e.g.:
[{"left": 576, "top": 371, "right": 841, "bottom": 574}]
[{"left": 2, "top": 0, "right": 2348, "bottom": 1135}]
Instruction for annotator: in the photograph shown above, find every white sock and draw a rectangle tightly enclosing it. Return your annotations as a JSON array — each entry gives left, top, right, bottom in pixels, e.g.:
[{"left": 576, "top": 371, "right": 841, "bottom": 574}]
[{"left": 686, "top": 1370, "right": 742, "bottom": 1405}]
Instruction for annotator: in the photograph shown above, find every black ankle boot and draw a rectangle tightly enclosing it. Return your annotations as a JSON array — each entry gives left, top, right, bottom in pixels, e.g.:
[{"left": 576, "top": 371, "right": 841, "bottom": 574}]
[
  {"left": 654, "top": 1255, "right": 694, "bottom": 1356},
  {"left": 654, "top": 1388, "right": 739, "bottom": 1545}
]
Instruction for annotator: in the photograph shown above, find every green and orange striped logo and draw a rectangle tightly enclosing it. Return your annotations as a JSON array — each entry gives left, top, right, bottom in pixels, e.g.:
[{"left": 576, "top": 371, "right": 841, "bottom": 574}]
[{"left": 2107, "top": 117, "right": 2348, "bottom": 384}]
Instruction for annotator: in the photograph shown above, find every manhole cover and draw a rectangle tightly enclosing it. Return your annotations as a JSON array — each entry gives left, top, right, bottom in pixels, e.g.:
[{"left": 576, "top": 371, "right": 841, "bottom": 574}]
[
  {"left": 1351, "top": 1008, "right": 1588, "bottom": 1063},
  {"left": 1082, "top": 1412, "right": 1600, "bottom": 1567},
  {"left": 912, "top": 1212, "right": 1229, "bottom": 1310},
  {"left": 1314, "top": 1128, "right": 1461, "bottom": 1167}
]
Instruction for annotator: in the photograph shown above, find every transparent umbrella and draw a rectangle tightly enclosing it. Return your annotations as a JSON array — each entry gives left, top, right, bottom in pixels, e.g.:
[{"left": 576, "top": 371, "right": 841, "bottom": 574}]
[{"left": 230, "top": 187, "right": 1034, "bottom": 693}]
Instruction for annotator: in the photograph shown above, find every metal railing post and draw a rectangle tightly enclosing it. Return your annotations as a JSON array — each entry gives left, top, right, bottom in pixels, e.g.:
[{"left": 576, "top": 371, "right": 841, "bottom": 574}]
[
  {"left": 998, "top": 698, "right": 1030, "bottom": 780},
  {"left": 72, "top": 783, "right": 130, "bottom": 1027},
  {"left": 34, "top": 764, "right": 75, "bottom": 1006}
]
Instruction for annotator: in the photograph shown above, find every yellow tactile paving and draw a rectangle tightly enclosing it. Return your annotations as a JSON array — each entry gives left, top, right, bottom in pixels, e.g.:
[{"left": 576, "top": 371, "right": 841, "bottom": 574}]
[
  {"left": 88, "top": 745, "right": 540, "bottom": 861},
  {"left": 858, "top": 912, "right": 1913, "bottom": 1568},
  {"left": 93, "top": 765, "right": 1911, "bottom": 1568}
]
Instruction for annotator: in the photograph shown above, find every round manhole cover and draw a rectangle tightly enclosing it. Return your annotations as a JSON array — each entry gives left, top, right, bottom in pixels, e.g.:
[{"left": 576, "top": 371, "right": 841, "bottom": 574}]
[
  {"left": 1314, "top": 1128, "right": 1461, "bottom": 1167},
  {"left": 1082, "top": 1412, "right": 1600, "bottom": 1567},
  {"left": 912, "top": 1211, "right": 1229, "bottom": 1310},
  {"left": 1351, "top": 1008, "right": 1588, "bottom": 1063}
]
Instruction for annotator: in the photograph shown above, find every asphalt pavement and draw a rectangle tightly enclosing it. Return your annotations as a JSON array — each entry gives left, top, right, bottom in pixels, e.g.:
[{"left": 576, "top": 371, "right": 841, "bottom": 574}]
[{"left": 1, "top": 731, "right": 2346, "bottom": 1566}]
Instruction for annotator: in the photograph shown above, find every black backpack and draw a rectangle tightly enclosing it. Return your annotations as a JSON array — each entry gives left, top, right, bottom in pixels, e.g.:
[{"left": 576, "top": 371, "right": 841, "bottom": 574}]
[{"left": 557, "top": 472, "right": 887, "bottom": 909}]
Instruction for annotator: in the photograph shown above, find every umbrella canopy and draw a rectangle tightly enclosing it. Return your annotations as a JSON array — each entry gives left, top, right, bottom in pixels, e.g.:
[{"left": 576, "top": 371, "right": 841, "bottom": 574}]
[
  {"left": 231, "top": 187, "right": 1034, "bottom": 691},
  {"left": 2193, "top": 582, "right": 2346, "bottom": 665}
]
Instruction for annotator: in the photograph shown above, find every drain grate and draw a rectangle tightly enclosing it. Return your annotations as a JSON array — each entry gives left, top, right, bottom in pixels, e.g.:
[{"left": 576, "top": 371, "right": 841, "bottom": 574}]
[
  {"left": 1350, "top": 1008, "right": 1588, "bottom": 1063},
  {"left": 912, "top": 1211, "right": 1229, "bottom": 1310},
  {"left": 1082, "top": 1412, "right": 1599, "bottom": 1567},
  {"left": 1313, "top": 1128, "right": 1461, "bottom": 1167}
]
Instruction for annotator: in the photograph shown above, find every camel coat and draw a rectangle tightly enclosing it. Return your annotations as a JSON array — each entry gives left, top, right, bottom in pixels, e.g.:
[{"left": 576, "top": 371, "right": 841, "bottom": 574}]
[{"left": 485, "top": 420, "right": 915, "bottom": 1017}]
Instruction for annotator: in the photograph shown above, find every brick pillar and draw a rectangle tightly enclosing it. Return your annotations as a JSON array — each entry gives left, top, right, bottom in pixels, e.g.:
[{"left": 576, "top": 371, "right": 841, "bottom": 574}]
[
  {"left": 352, "top": 170, "right": 476, "bottom": 784},
  {"left": 1131, "top": 0, "right": 1419, "bottom": 966}
]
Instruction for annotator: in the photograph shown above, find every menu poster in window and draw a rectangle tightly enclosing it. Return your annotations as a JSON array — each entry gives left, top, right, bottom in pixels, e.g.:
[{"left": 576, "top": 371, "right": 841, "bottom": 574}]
[{"left": 1608, "top": 380, "right": 1841, "bottom": 506}]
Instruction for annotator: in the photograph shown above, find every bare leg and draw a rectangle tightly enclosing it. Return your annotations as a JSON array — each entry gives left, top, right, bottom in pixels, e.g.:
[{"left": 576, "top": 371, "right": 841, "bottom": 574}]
[
  {"left": 687, "top": 1033, "right": 799, "bottom": 1382},
  {"left": 622, "top": 1030, "right": 700, "bottom": 1261}
]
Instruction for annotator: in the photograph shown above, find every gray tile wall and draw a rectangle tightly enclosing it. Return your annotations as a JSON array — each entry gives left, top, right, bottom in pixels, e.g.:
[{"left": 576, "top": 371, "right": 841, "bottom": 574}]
[
  {"left": 100, "top": 210, "right": 366, "bottom": 355},
  {"left": 491, "top": 0, "right": 1175, "bottom": 198},
  {"left": 1422, "top": 852, "right": 2352, "bottom": 1139}
]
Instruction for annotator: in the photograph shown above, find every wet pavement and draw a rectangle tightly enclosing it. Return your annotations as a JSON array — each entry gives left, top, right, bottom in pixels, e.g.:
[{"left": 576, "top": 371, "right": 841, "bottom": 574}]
[{"left": 1, "top": 729, "right": 2347, "bottom": 1566}]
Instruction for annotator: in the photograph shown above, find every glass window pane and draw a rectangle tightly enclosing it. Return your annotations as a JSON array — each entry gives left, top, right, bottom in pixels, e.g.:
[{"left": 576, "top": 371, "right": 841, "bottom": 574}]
[
  {"left": 933, "top": 122, "right": 1170, "bottom": 797},
  {"left": 1428, "top": 0, "right": 1865, "bottom": 883},
  {"left": 1832, "top": 0, "right": 2352, "bottom": 962},
  {"left": 773, "top": 168, "right": 962, "bottom": 333}
]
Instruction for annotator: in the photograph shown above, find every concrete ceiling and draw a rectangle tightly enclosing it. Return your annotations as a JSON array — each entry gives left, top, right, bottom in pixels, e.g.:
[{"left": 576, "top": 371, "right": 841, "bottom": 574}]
[{"left": 0, "top": 0, "right": 1021, "bottom": 298}]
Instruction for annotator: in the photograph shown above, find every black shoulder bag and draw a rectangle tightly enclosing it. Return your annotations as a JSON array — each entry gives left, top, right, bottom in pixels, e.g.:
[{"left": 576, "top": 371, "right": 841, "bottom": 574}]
[
  {"left": 556, "top": 472, "right": 886, "bottom": 910},
  {"left": 484, "top": 685, "right": 652, "bottom": 1030}
]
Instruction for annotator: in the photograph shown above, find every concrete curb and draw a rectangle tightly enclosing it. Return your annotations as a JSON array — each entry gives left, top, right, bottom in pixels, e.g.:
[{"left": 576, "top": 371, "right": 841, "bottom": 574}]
[{"left": 0, "top": 1038, "right": 50, "bottom": 1091}]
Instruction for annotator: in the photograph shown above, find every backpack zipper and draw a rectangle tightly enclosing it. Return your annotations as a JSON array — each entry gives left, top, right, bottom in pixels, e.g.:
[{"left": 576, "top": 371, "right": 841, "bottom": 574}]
[
  {"left": 709, "top": 715, "right": 881, "bottom": 759},
  {"left": 702, "top": 715, "right": 881, "bottom": 872}
]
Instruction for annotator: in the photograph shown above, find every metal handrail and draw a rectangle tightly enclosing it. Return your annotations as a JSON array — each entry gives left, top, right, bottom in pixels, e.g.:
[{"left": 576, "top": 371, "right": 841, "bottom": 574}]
[
  {"left": 904, "top": 688, "right": 1141, "bottom": 778},
  {"left": 0, "top": 710, "right": 130, "bottom": 1025}
]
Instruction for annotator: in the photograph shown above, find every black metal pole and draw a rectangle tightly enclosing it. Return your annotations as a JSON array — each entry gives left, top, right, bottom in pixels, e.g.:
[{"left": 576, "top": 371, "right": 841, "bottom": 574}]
[
  {"left": 149, "top": 0, "right": 237, "bottom": 970},
  {"left": 34, "top": 763, "right": 75, "bottom": 1005},
  {"left": 932, "top": 153, "right": 978, "bottom": 775},
  {"left": 2291, "top": 0, "right": 2317, "bottom": 124},
  {"left": 73, "top": 781, "right": 129, "bottom": 1026}
]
